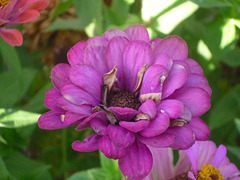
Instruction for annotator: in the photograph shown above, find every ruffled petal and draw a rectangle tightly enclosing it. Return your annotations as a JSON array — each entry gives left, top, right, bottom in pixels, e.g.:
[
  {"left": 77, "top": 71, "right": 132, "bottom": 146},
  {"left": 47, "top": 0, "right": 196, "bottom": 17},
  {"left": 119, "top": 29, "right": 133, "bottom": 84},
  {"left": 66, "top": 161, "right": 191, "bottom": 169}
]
[
  {"left": 118, "top": 141, "right": 153, "bottom": 180},
  {"left": 119, "top": 120, "right": 150, "bottom": 133},
  {"left": 154, "top": 53, "right": 173, "bottom": 70},
  {"left": 72, "top": 134, "right": 100, "bottom": 152},
  {"left": 90, "top": 117, "right": 109, "bottom": 135},
  {"left": 123, "top": 41, "right": 153, "bottom": 92},
  {"left": 51, "top": 63, "right": 70, "bottom": 90},
  {"left": 138, "top": 99, "right": 157, "bottom": 119},
  {"left": 186, "top": 58, "right": 204, "bottom": 75},
  {"left": 0, "top": 28, "right": 23, "bottom": 46},
  {"left": 151, "top": 38, "right": 162, "bottom": 49},
  {"left": 86, "top": 36, "right": 108, "bottom": 47},
  {"left": 154, "top": 35, "right": 188, "bottom": 61},
  {"left": 38, "top": 111, "right": 66, "bottom": 129},
  {"left": 188, "top": 118, "right": 210, "bottom": 141},
  {"left": 67, "top": 41, "right": 86, "bottom": 65},
  {"left": 63, "top": 112, "right": 85, "bottom": 126},
  {"left": 109, "top": 107, "right": 138, "bottom": 121},
  {"left": 44, "top": 88, "right": 65, "bottom": 113},
  {"left": 103, "top": 29, "right": 128, "bottom": 40},
  {"left": 124, "top": 24, "right": 150, "bottom": 42}
]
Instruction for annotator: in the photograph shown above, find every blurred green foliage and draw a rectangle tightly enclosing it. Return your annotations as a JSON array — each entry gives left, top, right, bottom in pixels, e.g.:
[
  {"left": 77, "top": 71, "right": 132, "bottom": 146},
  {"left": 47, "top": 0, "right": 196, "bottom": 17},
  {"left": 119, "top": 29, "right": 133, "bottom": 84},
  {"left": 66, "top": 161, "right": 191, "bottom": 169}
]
[{"left": 0, "top": 0, "right": 240, "bottom": 179}]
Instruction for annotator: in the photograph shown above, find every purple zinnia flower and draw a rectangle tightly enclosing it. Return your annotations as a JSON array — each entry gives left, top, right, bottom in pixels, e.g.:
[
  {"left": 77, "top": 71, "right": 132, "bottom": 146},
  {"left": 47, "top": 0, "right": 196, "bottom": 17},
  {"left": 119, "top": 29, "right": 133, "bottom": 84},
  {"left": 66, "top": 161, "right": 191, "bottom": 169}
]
[
  {"left": 38, "top": 24, "right": 211, "bottom": 179},
  {"left": 145, "top": 141, "right": 240, "bottom": 180}
]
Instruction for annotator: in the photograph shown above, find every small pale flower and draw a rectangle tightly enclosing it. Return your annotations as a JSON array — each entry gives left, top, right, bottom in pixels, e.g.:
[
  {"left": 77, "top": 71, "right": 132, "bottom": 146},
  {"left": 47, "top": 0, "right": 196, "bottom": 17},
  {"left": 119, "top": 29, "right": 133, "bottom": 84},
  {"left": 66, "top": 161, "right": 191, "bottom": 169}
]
[{"left": 39, "top": 24, "right": 211, "bottom": 179}]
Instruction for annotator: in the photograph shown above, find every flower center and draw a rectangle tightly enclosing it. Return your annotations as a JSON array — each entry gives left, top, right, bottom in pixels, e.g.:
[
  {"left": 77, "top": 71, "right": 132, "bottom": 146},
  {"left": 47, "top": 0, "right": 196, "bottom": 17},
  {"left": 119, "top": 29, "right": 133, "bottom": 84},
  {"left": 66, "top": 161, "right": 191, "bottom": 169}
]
[
  {"left": 0, "top": 0, "right": 8, "bottom": 7},
  {"left": 107, "top": 90, "right": 141, "bottom": 110},
  {"left": 197, "top": 165, "right": 224, "bottom": 180}
]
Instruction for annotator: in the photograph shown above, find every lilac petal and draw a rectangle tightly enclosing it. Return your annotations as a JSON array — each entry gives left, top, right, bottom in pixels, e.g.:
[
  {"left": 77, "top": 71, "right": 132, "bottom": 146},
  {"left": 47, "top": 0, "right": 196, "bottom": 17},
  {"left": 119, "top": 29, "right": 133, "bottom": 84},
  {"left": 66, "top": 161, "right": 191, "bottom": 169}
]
[
  {"left": 140, "top": 112, "right": 169, "bottom": 137},
  {"left": 174, "top": 150, "right": 192, "bottom": 176},
  {"left": 72, "top": 134, "right": 100, "bottom": 152},
  {"left": 106, "top": 36, "right": 129, "bottom": 89},
  {"left": 188, "top": 118, "right": 210, "bottom": 141},
  {"left": 140, "top": 65, "right": 168, "bottom": 95},
  {"left": 154, "top": 53, "right": 173, "bottom": 70},
  {"left": 211, "top": 144, "right": 227, "bottom": 168},
  {"left": 119, "top": 120, "right": 150, "bottom": 133},
  {"left": 169, "top": 87, "right": 211, "bottom": 117},
  {"left": 123, "top": 41, "right": 153, "bottom": 92},
  {"left": 108, "top": 124, "right": 135, "bottom": 148},
  {"left": 124, "top": 24, "right": 150, "bottom": 42},
  {"left": 99, "top": 136, "right": 129, "bottom": 159},
  {"left": 70, "top": 64, "right": 102, "bottom": 101},
  {"left": 118, "top": 141, "right": 153, "bottom": 180},
  {"left": 150, "top": 38, "right": 162, "bottom": 49},
  {"left": 44, "top": 88, "right": 65, "bottom": 113},
  {"left": 219, "top": 163, "right": 240, "bottom": 179},
  {"left": 61, "top": 83, "right": 99, "bottom": 106},
  {"left": 56, "top": 97, "right": 92, "bottom": 115},
  {"left": 166, "top": 125, "right": 195, "bottom": 150},
  {"left": 137, "top": 133, "right": 175, "bottom": 148},
  {"left": 103, "top": 29, "right": 128, "bottom": 40},
  {"left": 90, "top": 117, "right": 109, "bottom": 135},
  {"left": 38, "top": 111, "right": 66, "bottom": 129},
  {"left": 83, "top": 44, "right": 109, "bottom": 76},
  {"left": 138, "top": 99, "right": 157, "bottom": 119},
  {"left": 63, "top": 112, "right": 85, "bottom": 126},
  {"left": 188, "top": 172, "right": 196, "bottom": 180},
  {"left": 186, "top": 58, "right": 204, "bottom": 75},
  {"left": 51, "top": 63, "right": 70, "bottom": 90},
  {"left": 67, "top": 41, "right": 86, "bottom": 65},
  {"left": 162, "top": 64, "right": 188, "bottom": 99},
  {"left": 181, "top": 73, "right": 212, "bottom": 95},
  {"left": 86, "top": 36, "right": 108, "bottom": 47},
  {"left": 185, "top": 141, "right": 199, "bottom": 174},
  {"left": 155, "top": 35, "right": 188, "bottom": 61},
  {"left": 157, "top": 99, "right": 185, "bottom": 119},
  {"left": 109, "top": 107, "right": 138, "bottom": 121}
]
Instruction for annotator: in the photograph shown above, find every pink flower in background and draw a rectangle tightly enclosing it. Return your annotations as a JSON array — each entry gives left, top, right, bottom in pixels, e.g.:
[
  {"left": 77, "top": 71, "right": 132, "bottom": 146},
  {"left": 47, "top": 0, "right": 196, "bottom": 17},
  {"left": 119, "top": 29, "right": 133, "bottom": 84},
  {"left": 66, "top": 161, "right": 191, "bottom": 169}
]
[
  {"left": 0, "top": 0, "right": 49, "bottom": 46},
  {"left": 38, "top": 24, "right": 211, "bottom": 179},
  {"left": 145, "top": 141, "right": 240, "bottom": 180}
]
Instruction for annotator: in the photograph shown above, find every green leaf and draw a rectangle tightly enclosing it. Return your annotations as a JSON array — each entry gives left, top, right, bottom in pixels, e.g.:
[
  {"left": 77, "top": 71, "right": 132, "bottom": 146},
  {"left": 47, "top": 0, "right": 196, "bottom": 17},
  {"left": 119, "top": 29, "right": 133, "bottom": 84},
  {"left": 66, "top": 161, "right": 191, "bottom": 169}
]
[
  {"left": 67, "top": 168, "right": 107, "bottom": 180},
  {"left": 221, "top": 48, "right": 240, "bottom": 67},
  {"left": 50, "top": 0, "right": 73, "bottom": 20},
  {"left": 0, "top": 156, "right": 17, "bottom": 180},
  {"left": 209, "top": 85, "right": 240, "bottom": 130},
  {"left": 45, "top": 19, "right": 83, "bottom": 32},
  {"left": 235, "top": 118, "right": 240, "bottom": 133},
  {"left": 227, "top": 146, "right": 240, "bottom": 160},
  {"left": 188, "top": 0, "right": 231, "bottom": 7},
  {"left": 0, "top": 109, "right": 40, "bottom": 128},
  {"left": 220, "top": 18, "right": 236, "bottom": 50}
]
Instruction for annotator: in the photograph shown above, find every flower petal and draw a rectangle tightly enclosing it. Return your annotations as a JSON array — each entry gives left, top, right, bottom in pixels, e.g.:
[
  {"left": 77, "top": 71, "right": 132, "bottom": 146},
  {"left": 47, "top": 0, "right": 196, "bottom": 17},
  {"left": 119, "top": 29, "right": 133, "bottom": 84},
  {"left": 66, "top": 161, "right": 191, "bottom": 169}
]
[
  {"left": 138, "top": 99, "right": 157, "bottom": 119},
  {"left": 108, "top": 124, "right": 135, "bottom": 148},
  {"left": 123, "top": 41, "right": 153, "bottom": 92},
  {"left": 109, "top": 107, "right": 138, "bottom": 121},
  {"left": 119, "top": 120, "right": 150, "bottom": 133},
  {"left": 211, "top": 144, "right": 227, "bottom": 168},
  {"left": 188, "top": 118, "right": 210, "bottom": 141},
  {"left": 0, "top": 28, "right": 23, "bottom": 46},
  {"left": 51, "top": 63, "right": 70, "bottom": 90},
  {"left": 99, "top": 136, "right": 129, "bottom": 159},
  {"left": 103, "top": 29, "right": 128, "bottom": 40},
  {"left": 140, "top": 112, "right": 169, "bottom": 137},
  {"left": 72, "top": 134, "right": 100, "bottom": 152},
  {"left": 90, "top": 117, "right": 109, "bottom": 135},
  {"left": 219, "top": 163, "right": 240, "bottom": 179},
  {"left": 124, "top": 24, "right": 149, "bottom": 42},
  {"left": 30, "top": 0, "right": 50, "bottom": 11},
  {"left": 44, "top": 88, "right": 65, "bottom": 113},
  {"left": 151, "top": 38, "right": 162, "bottom": 49},
  {"left": 118, "top": 141, "right": 153, "bottom": 180},
  {"left": 38, "top": 111, "right": 66, "bottom": 129},
  {"left": 67, "top": 41, "right": 86, "bottom": 65},
  {"left": 186, "top": 58, "right": 204, "bottom": 75},
  {"left": 155, "top": 35, "right": 188, "bottom": 61},
  {"left": 86, "top": 36, "right": 108, "bottom": 47},
  {"left": 154, "top": 53, "right": 173, "bottom": 70},
  {"left": 185, "top": 141, "right": 199, "bottom": 174},
  {"left": 63, "top": 112, "right": 85, "bottom": 126}
]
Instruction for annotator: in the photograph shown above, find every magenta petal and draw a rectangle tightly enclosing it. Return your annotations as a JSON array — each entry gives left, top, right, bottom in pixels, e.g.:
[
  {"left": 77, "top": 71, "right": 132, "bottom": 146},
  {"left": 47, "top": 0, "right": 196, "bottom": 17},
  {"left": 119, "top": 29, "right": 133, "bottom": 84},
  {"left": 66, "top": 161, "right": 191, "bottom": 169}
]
[
  {"left": 167, "top": 125, "right": 195, "bottom": 150},
  {"left": 119, "top": 120, "right": 150, "bottom": 133},
  {"left": 188, "top": 118, "right": 210, "bottom": 141},
  {"left": 118, "top": 141, "right": 153, "bottom": 180},
  {"left": 140, "top": 65, "right": 168, "bottom": 95},
  {"left": 86, "top": 36, "right": 108, "bottom": 47},
  {"left": 174, "top": 60, "right": 191, "bottom": 74},
  {"left": 0, "top": 28, "right": 23, "bottom": 46},
  {"left": 155, "top": 35, "right": 188, "bottom": 61},
  {"left": 72, "top": 134, "right": 100, "bottom": 152},
  {"left": 61, "top": 83, "right": 99, "bottom": 106},
  {"left": 181, "top": 73, "right": 212, "bottom": 95},
  {"left": 107, "top": 124, "right": 135, "bottom": 148},
  {"left": 103, "top": 29, "right": 128, "bottom": 40},
  {"left": 211, "top": 144, "right": 227, "bottom": 168},
  {"left": 169, "top": 87, "right": 211, "bottom": 117},
  {"left": 67, "top": 41, "right": 86, "bottom": 65},
  {"left": 99, "top": 136, "right": 128, "bottom": 160},
  {"left": 140, "top": 112, "right": 169, "bottom": 137},
  {"left": 123, "top": 41, "right": 153, "bottom": 92},
  {"left": 138, "top": 99, "right": 157, "bottom": 119},
  {"left": 162, "top": 64, "right": 188, "bottom": 99},
  {"left": 51, "top": 63, "right": 70, "bottom": 90},
  {"left": 137, "top": 133, "right": 175, "bottom": 148},
  {"left": 70, "top": 64, "right": 102, "bottom": 101},
  {"left": 185, "top": 141, "right": 199, "bottom": 174},
  {"left": 38, "top": 111, "right": 66, "bottom": 129},
  {"left": 188, "top": 172, "right": 196, "bottom": 180},
  {"left": 44, "top": 88, "right": 65, "bottom": 113},
  {"left": 154, "top": 53, "right": 173, "bottom": 70},
  {"left": 186, "top": 58, "right": 204, "bottom": 75},
  {"left": 157, "top": 99, "right": 185, "bottom": 119},
  {"left": 90, "top": 117, "right": 109, "bottom": 135},
  {"left": 109, "top": 107, "right": 138, "bottom": 121},
  {"left": 124, "top": 24, "right": 150, "bottom": 42},
  {"left": 106, "top": 36, "right": 129, "bottom": 89},
  {"left": 83, "top": 44, "right": 109, "bottom": 76},
  {"left": 63, "top": 112, "right": 85, "bottom": 126},
  {"left": 150, "top": 38, "right": 162, "bottom": 48}
]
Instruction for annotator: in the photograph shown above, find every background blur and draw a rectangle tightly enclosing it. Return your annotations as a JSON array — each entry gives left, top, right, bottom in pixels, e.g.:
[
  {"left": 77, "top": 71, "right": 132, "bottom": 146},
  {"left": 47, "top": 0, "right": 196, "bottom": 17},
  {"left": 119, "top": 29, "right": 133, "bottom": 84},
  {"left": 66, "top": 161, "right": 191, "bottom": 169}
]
[{"left": 0, "top": 0, "right": 240, "bottom": 179}]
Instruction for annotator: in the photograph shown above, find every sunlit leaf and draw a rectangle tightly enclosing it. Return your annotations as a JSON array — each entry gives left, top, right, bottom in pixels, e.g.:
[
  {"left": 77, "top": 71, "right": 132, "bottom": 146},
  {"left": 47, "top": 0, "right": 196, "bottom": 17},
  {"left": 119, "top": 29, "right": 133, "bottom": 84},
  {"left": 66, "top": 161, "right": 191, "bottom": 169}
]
[
  {"left": 235, "top": 118, "right": 240, "bottom": 133},
  {"left": 67, "top": 168, "right": 107, "bottom": 180},
  {"left": 220, "top": 19, "right": 236, "bottom": 49},
  {"left": 189, "top": 0, "right": 231, "bottom": 7}
]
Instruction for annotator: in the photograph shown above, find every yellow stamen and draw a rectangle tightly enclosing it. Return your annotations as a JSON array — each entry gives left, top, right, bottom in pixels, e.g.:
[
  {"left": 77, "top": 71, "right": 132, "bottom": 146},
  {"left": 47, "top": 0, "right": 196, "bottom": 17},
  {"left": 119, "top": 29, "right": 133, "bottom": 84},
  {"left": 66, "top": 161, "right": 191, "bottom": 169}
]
[
  {"left": 197, "top": 165, "right": 224, "bottom": 180},
  {"left": 0, "top": 0, "right": 8, "bottom": 7}
]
